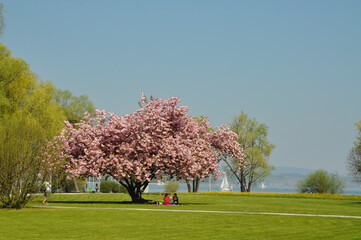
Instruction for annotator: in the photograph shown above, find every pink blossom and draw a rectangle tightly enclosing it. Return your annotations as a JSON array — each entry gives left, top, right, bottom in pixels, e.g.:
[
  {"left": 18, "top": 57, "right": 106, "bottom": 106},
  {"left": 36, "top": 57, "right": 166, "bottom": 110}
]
[{"left": 46, "top": 93, "right": 244, "bottom": 202}]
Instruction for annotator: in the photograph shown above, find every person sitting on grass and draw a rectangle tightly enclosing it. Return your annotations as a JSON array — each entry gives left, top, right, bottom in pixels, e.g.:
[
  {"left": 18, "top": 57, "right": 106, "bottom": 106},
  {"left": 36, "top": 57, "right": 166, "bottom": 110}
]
[
  {"left": 163, "top": 193, "right": 171, "bottom": 205},
  {"left": 172, "top": 193, "right": 179, "bottom": 205}
]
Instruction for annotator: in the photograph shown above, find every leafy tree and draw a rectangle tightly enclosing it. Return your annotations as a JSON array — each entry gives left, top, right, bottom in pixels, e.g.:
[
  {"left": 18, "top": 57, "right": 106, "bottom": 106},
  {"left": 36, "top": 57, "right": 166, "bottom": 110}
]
[
  {"left": 346, "top": 121, "right": 361, "bottom": 183},
  {"left": 48, "top": 94, "right": 244, "bottom": 203},
  {"left": 0, "top": 115, "right": 47, "bottom": 208},
  {"left": 52, "top": 89, "right": 95, "bottom": 192},
  {"left": 54, "top": 89, "right": 95, "bottom": 124},
  {"left": 224, "top": 111, "right": 275, "bottom": 192},
  {"left": 0, "top": 44, "right": 65, "bottom": 138},
  {"left": 297, "top": 169, "right": 345, "bottom": 194},
  {"left": 0, "top": 45, "right": 37, "bottom": 117},
  {"left": 0, "top": 44, "right": 65, "bottom": 208}
]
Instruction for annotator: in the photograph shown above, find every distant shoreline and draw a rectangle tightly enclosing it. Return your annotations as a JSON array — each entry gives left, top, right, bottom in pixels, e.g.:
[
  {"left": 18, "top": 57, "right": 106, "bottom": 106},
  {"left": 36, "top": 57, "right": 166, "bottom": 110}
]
[{"left": 148, "top": 183, "right": 361, "bottom": 195}]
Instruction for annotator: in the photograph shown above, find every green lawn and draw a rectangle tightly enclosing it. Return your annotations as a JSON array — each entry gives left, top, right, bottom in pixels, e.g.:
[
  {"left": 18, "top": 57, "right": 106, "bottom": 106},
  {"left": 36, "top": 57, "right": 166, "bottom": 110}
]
[{"left": 1, "top": 193, "right": 361, "bottom": 239}]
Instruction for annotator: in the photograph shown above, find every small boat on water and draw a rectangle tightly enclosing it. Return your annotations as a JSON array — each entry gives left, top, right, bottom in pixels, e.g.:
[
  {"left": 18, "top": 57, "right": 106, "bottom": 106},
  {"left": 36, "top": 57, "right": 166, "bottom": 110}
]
[
  {"left": 259, "top": 182, "right": 266, "bottom": 189},
  {"left": 220, "top": 174, "right": 231, "bottom": 192}
]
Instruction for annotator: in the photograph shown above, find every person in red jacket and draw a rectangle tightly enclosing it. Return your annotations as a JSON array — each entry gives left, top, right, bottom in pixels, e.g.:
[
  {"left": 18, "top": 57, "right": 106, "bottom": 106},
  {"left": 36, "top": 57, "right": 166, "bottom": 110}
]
[{"left": 163, "top": 193, "right": 171, "bottom": 205}]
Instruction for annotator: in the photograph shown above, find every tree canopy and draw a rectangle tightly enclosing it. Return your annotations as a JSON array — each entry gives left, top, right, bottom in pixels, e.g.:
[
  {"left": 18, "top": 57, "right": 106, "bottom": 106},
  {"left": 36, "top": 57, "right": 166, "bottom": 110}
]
[
  {"left": 0, "top": 43, "right": 96, "bottom": 207},
  {"left": 224, "top": 111, "right": 275, "bottom": 192},
  {"left": 54, "top": 89, "right": 95, "bottom": 124},
  {"left": 0, "top": 43, "right": 65, "bottom": 139},
  {"left": 0, "top": 44, "right": 66, "bottom": 208},
  {"left": 49, "top": 93, "right": 244, "bottom": 202}
]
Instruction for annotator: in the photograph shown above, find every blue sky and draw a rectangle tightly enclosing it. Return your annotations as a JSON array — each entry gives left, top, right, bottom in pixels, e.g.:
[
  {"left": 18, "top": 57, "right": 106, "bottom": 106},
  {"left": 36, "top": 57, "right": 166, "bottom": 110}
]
[{"left": 1, "top": 0, "right": 360, "bottom": 175}]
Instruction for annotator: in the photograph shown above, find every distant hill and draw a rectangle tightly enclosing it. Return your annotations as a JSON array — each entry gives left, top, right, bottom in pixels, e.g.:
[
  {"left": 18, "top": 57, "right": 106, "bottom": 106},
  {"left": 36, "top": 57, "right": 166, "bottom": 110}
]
[{"left": 265, "top": 166, "right": 361, "bottom": 191}]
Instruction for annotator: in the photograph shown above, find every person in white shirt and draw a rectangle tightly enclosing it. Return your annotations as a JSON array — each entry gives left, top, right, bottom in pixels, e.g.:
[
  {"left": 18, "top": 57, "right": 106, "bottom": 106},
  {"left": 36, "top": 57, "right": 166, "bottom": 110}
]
[{"left": 42, "top": 181, "right": 51, "bottom": 205}]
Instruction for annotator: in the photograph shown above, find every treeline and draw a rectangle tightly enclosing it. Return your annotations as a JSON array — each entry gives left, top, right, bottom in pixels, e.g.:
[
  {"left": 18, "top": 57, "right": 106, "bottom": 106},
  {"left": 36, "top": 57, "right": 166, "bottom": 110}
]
[{"left": 0, "top": 44, "right": 95, "bottom": 208}]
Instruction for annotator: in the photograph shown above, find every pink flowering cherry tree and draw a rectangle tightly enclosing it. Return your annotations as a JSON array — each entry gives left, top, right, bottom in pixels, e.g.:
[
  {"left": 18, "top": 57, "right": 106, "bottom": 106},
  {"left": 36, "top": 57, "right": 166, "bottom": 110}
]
[{"left": 49, "top": 94, "right": 244, "bottom": 203}]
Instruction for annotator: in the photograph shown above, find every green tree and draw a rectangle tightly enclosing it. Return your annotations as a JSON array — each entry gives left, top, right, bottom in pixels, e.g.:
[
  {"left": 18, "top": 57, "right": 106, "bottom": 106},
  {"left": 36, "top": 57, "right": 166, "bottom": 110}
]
[
  {"left": 297, "top": 169, "right": 345, "bottom": 194},
  {"left": 0, "top": 115, "right": 46, "bottom": 208},
  {"left": 224, "top": 111, "right": 275, "bottom": 192},
  {"left": 0, "top": 44, "right": 66, "bottom": 208},
  {"left": 0, "top": 45, "right": 36, "bottom": 116},
  {"left": 52, "top": 89, "right": 95, "bottom": 192},
  {"left": 54, "top": 89, "right": 95, "bottom": 124},
  {"left": 346, "top": 121, "right": 361, "bottom": 183}
]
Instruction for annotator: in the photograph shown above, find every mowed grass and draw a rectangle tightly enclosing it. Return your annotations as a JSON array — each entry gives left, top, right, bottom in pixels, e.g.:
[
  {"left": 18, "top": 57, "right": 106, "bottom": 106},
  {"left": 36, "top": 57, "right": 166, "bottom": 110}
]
[{"left": 1, "top": 193, "right": 361, "bottom": 239}]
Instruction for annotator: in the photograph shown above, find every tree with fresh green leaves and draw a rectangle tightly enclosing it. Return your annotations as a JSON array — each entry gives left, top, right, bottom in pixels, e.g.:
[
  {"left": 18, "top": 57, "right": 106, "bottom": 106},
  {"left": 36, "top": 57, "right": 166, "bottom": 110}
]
[
  {"left": 297, "top": 169, "right": 345, "bottom": 194},
  {"left": 52, "top": 89, "right": 95, "bottom": 192},
  {"left": 346, "top": 121, "right": 361, "bottom": 183},
  {"left": 0, "top": 115, "right": 47, "bottom": 208},
  {"left": 0, "top": 44, "right": 66, "bottom": 208},
  {"left": 0, "top": 44, "right": 65, "bottom": 135},
  {"left": 224, "top": 111, "right": 275, "bottom": 192},
  {"left": 0, "top": 46, "right": 37, "bottom": 117},
  {"left": 54, "top": 89, "right": 95, "bottom": 124}
]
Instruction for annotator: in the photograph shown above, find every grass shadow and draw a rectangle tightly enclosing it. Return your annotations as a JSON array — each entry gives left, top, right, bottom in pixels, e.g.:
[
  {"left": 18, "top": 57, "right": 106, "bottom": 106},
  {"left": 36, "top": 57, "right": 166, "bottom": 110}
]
[
  {"left": 49, "top": 200, "right": 134, "bottom": 205},
  {"left": 46, "top": 200, "right": 212, "bottom": 206}
]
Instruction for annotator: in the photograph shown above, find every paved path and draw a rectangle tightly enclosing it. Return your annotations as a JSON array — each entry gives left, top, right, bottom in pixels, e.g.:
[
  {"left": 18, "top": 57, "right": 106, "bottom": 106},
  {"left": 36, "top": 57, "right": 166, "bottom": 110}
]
[{"left": 30, "top": 205, "right": 361, "bottom": 219}]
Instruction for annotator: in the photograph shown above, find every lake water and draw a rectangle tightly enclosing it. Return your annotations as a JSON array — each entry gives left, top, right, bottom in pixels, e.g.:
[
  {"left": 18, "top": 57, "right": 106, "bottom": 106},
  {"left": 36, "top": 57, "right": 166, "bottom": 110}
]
[{"left": 148, "top": 183, "right": 361, "bottom": 195}]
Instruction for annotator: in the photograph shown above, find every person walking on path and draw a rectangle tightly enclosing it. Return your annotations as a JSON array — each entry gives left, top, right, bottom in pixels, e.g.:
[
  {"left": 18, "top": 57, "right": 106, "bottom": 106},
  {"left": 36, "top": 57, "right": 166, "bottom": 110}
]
[{"left": 42, "top": 181, "right": 51, "bottom": 205}]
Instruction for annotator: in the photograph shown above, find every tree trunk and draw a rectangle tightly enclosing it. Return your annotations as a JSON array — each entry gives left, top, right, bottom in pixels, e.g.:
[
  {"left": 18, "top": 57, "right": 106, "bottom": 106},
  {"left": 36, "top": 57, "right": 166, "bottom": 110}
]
[
  {"left": 247, "top": 181, "right": 252, "bottom": 192},
  {"left": 127, "top": 188, "right": 144, "bottom": 203},
  {"left": 247, "top": 168, "right": 254, "bottom": 193},
  {"left": 73, "top": 177, "right": 80, "bottom": 192},
  {"left": 240, "top": 181, "right": 247, "bottom": 192},
  {"left": 194, "top": 177, "right": 200, "bottom": 192},
  {"left": 186, "top": 179, "right": 192, "bottom": 193},
  {"left": 187, "top": 177, "right": 201, "bottom": 192},
  {"left": 240, "top": 169, "right": 247, "bottom": 192},
  {"left": 119, "top": 180, "right": 149, "bottom": 203}
]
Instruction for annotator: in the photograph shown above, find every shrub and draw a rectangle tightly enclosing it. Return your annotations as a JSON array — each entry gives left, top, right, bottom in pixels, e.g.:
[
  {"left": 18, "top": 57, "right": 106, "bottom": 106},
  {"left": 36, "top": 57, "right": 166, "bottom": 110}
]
[
  {"left": 63, "top": 178, "right": 87, "bottom": 193},
  {"left": 165, "top": 181, "right": 179, "bottom": 193},
  {"left": 297, "top": 169, "right": 345, "bottom": 194},
  {"left": 100, "top": 181, "right": 126, "bottom": 193}
]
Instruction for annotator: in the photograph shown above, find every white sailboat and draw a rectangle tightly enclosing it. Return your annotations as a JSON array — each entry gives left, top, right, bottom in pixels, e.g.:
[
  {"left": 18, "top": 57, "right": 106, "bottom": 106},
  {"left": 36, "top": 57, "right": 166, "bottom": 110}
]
[
  {"left": 259, "top": 182, "right": 266, "bottom": 189},
  {"left": 220, "top": 174, "right": 231, "bottom": 192}
]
